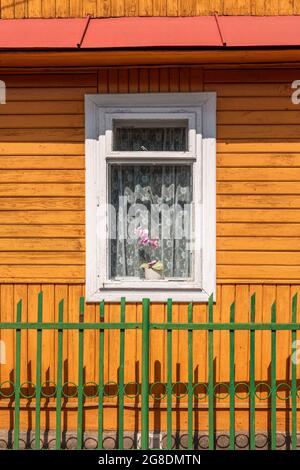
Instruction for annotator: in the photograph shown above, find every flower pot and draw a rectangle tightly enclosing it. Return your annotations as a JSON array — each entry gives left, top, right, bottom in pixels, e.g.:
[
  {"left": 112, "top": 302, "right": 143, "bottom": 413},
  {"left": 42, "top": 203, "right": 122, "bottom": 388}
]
[{"left": 144, "top": 268, "right": 163, "bottom": 280}]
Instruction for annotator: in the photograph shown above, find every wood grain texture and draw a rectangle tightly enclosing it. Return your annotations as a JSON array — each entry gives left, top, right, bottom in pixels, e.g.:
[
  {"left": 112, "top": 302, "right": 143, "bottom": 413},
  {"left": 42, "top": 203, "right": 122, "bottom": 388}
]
[
  {"left": 1, "top": 67, "right": 300, "bottom": 282},
  {"left": 2, "top": 0, "right": 300, "bottom": 16}
]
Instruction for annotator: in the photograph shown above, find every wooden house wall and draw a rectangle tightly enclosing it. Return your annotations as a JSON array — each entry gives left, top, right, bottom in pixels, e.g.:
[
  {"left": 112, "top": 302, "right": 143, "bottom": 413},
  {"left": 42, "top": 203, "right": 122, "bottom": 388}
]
[
  {"left": 0, "top": 65, "right": 300, "bottom": 431},
  {"left": 1, "top": 0, "right": 300, "bottom": 18}
]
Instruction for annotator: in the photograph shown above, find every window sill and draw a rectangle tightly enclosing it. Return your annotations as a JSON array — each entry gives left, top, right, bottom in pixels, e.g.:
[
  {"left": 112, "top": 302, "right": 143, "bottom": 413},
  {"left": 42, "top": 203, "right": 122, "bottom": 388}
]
[{"left": 86, "top": 288, "right": 213, "bottom": 303}]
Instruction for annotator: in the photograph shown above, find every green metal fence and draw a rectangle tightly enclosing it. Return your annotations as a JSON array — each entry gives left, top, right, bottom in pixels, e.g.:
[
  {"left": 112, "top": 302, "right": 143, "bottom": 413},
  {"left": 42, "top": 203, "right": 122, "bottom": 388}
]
[{"left": 0, "top": 292, "right": 299, "bottom": 450}]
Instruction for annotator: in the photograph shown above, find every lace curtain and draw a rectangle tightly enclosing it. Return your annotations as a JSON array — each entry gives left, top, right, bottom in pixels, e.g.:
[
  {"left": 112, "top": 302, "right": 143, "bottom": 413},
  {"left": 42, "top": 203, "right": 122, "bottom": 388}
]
[{"left": 110, "top": 164, "right": 192, "bottom": 279}]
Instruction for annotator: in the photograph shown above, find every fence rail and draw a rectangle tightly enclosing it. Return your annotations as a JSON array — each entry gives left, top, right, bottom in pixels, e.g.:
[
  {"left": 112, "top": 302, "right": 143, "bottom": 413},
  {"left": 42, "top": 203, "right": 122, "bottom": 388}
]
[{"left": 0, "top": 292, "right": 299, "bottom": 450}]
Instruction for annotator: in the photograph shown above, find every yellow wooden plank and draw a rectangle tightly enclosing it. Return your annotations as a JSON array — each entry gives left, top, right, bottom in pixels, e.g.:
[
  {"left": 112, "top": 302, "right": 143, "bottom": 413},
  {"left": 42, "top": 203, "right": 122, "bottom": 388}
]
[
  {"left": 54, "top": 284, "right": 69, "bottom": 393},
  {"left": 278, "top": 0, "right": 293, "bottom": 14},
  {"left": 0, "top": 156, "right": 84, "bottom": 170},
  {"left": 55, "top": 0, "right": 70, "bottom": 16},
  {"left": 179, "top": 0, "right": 196, "bottom": 16},
  {"left": 159, "top": 68, "right": 169, "bottom": 92},
  {"left": 0, "top": 170, "right": 84, "bottom": 183},
  {"left": 276, "top": 286, "right": 291, "bottom": 385},
  {"left": 0, "top": 129, "right": 83, "bottom": 142},
  {"left": 218, "top": 236, "right": 300, "bottom": 251},
  {"left": 98, "top": 69, "right": 108, "bottom": 93},
  {"left": 15, "top": 0, "right": 27, "bottom": 18},
  {"left": 83, "top": 0, "right": 97, "bottom": 15},
  {"left": 166, "top": 0, "right": 178, "bottom": 15},
  {"left": 27, "top": 0, "right": 42, "bottom": 17},
  {"left": 218, "top": 96, "right": 297, "bottom": 111},
  {"left": 67, "top": 285, "right": 83, "bottom": 388},
  {"left": 217, "top": 153, "right": 300, "bottom": 168},
  {"left": 0, "top": 253, "right": 84, "bottom": 265},
  {"left": 205, "top": 68, "right": 300, "bottom": 83},
  {"left": 127, "top": 68, "right": 138, "bottom": 93},
  {"left": 125, "top": 0, "right": 139, "bottom": 15},
  {"left": 218, "top": 181, "right": 300, "bottom": 194},
  {"left": 235, "top": 285, "right": 249, "bottom": 391},
  {"left": 2, "top": 73, "right": 96, "bottom": 87},
  {"left": 264, "top": 0, "right": 278, "bottom": 14},
  {"left": 218, "top": 168, "right": 300, "bottom": 181},
  {"left": 1, "top": 0, "right": 15, "bottom": 18},
  {"left": 0, "top": 285, "right": 14, "bottom": 385},
  {"left": 97, "top": 0, "right": 111, "bottom": 16},
  {"left": 0, "top": 210, "right": 84, "bottom": 224},
  {"left": 205, "top": 83, "right": 292, "bottom": 96},
  {"left": 27, "top": 284, "right": 41, "bottom": 400},
  {"left": 217, "top": 209, "right": 300, "bottom": 223},
  {"left": 190, "top": 67, "right": 203, "bottom": 92},
  {"left": 118, "top": 68, "right": 129, "bottom": 93},
  {"left": 6, "top": 87, "right": 96, "bottom": 101},
  {"left": 0, "top": 142, "right": 84, "bottom": 155},
  {"left": 149, "top": 68, "right": 159, "bottom": 92},
  {"left": 218, "top": 111, "right": 300, "bottom": 125},
  {"left": 294, "top": 0, "right": 300, "bottom": 14},
  {"left": 0, "top": 183, "right": 84, "bottom": 196},
  {"left": 0, "top": 265, "right": 85, "bottom": 279},
  {"left": 0, "top": 197, "right": 84, "bottom": 210},
  {"left": 217, "top": 195, "right": 300, "bottom": 208},
  {"left": 111, "top": 0, "right": 125, "bottom": 15},
  {"left": 153, "top": 0, "right": 167, "bottom": 15},
  {"left": 0, "top": 114, "right": 83, "bottom": 129},
  {"left": 250, "top": 284, "right": 263, "bottom": 382},
  {"left": 218, "top": 125, "right": 300, "bottom": 140},
  {"left": 14, "top": 285, "right": 28, "bottom": 385},
  {"left": 179, "top": 68, "right": 190, "bottom": 92},
  {"left": 108, "top": 69, "right": 118, "bottom": 93},
  {"left": 251, "top": 0, "right": 265, "bottom": 15},
  {"left": 41, "top": 284, "right": 55, "bottom": 385},
  {"left": 139, "top": 69, "right": 150, "bottom": 92},
  {"left": 218, "top": 223, "right": 300, "bottom": 237},
  {"left": 70, "top": 0, "right": 83, "bottom": 16},
  {"left": 169, "top": 68, "right": 179, "bottom": 92},
  {"left": 0, "top": 224, "right": 84, "bottom": 237},
  {"left": 0, "top": 101, "right": 83, "bottom": 115},
  {"left": 0, "top": 238, "right": 84, "bottom": 251},
  {"left": 217, "top": 251, "right": 300, "bottom": 266},
  {"left": 84, "top": 302, "right": 96, "bottom": 389},
  {"left": 218, "top": 266, "right": 300, "bottom": 280},
  {"left": 260, "top": 285, "right": 276, "bottom": 383},
  {"left": 139, "top": 0, "right": 153, "bottom": 14}
]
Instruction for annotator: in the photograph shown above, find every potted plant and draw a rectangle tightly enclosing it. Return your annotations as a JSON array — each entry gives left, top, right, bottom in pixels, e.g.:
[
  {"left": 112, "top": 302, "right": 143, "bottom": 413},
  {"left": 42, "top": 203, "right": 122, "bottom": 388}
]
[{"left": 136, "top": 227, "right": 164, "bottom": 280}]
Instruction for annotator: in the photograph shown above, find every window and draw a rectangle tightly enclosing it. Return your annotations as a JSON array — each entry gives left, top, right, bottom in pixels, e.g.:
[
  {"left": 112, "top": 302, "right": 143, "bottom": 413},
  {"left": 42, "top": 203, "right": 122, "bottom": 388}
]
[{"left": 85, "top": 93, "right": 216, "bottom": 302}]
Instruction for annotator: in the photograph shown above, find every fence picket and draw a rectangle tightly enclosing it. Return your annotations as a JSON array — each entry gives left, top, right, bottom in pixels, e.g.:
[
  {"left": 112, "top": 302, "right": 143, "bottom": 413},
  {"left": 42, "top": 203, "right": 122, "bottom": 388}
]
[
  {"left": 97, "top": 300, "right": 105, "bottom": 450},
  {"left": 55, "top": 299, "right": 64, "bottom": 449},
  {"left": 229, "top": 302, "right": 235, "bottom": 450},
  {"left": 76, "top": 297, "right": 84, "bottom": 449},
  {"left": 35, "top": 292, "right": 43, "bottom": 449},
  {"left": 4, "top": 293, "right": 300, "bottom": 450},
  {"left": 13, "top": 300, "right": 22, "bottom": 450},
  {"left": 249, "top": 294, "right": 256, "bottom": 450},
  {"left": 271, "top": 302, "right": 277, "bottom": 450}
]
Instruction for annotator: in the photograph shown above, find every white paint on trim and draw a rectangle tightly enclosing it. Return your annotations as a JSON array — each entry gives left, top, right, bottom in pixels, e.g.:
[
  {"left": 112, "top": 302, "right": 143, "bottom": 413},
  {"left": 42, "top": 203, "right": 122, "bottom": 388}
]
[{"left": 85, "top": 93, "right": 216, "bottom": 302}]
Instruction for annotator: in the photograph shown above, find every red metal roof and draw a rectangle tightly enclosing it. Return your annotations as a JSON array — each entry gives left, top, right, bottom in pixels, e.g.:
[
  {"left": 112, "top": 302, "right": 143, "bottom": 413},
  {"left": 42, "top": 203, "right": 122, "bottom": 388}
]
[
  {"left": 81, "top": 17, "right": 221, "bottom": 48},
  {"left": 218, "top": 16, "right": 300, "bottom": 47},
  {"left": 0, "top": 16, "right": 300, "bottom": 50},
  {"left": 0, "top": 18, "right": 87, "bottom": 49}
]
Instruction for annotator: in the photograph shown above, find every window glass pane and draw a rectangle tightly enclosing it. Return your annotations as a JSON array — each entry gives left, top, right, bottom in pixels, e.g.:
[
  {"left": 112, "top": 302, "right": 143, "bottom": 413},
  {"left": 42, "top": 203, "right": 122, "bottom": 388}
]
[
  {"left": 109, "top": 165, "right": 192, "bottom": 280},
  {"left": 113, "top": 120, "right": 188, "bottom": 151}
]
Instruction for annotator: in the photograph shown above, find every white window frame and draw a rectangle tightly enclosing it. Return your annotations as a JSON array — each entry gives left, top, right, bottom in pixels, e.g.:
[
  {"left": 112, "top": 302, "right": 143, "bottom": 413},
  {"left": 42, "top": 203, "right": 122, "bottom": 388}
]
[{"left": 85, "top": 93, "right": 216, "bottom": 302}]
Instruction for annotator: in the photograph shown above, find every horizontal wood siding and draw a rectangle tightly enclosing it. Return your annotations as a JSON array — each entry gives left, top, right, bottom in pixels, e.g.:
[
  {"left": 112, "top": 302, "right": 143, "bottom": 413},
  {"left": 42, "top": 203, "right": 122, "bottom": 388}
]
[
  {"left": 1, "top": 67, "right": 300, "bottom": 282},
  {"left": 0, "top": 64, "right": 300, "bottom": 433},
  {"left": 0, "top": 0, "right": 299, "bottom": 18}
]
